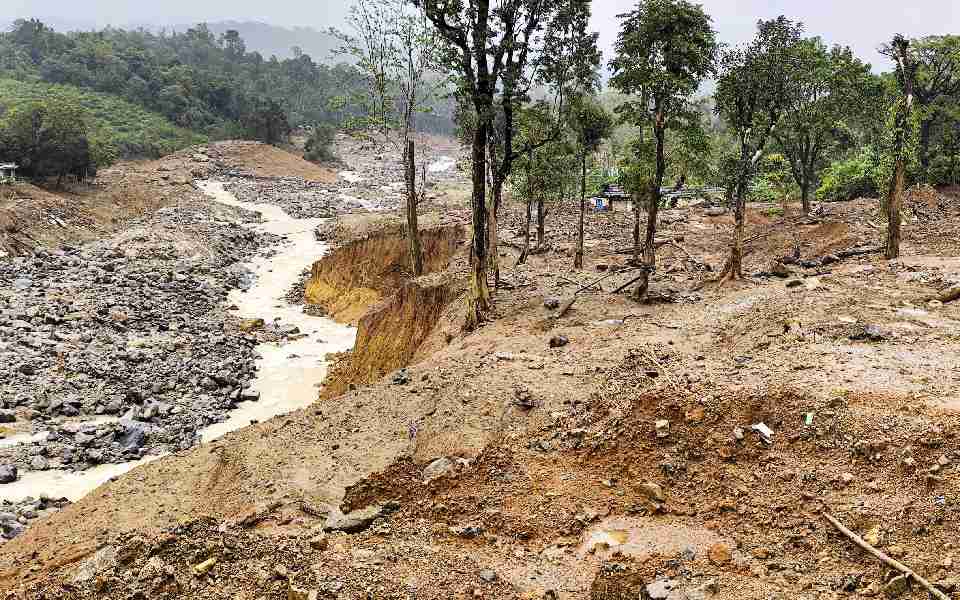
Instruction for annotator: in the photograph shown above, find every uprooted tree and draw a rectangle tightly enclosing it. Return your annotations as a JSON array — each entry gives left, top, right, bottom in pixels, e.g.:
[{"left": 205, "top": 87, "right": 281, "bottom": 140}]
[
  {"left": 417, "top": 0, "right": 593, "bottom": 329},
  {"left": 609, "top": 0, "right": 717, "bottom": 294},
  {"left": 714, "top": 16, "right": 802, "bottom": 280}
]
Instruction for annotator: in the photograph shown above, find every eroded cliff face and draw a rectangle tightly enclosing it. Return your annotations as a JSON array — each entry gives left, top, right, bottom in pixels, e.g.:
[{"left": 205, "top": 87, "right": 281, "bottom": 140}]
[
  {"left": 305, "top": 225, "right": 463, "bottom": 324},
  {"left": 304, "top": 225, "right": 465, "bottom": 397}
]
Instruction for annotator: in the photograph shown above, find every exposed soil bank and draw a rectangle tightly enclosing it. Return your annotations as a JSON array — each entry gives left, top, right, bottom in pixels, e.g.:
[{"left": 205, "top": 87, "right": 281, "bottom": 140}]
[
  {"left": 304, "top": 225, "right": 464, "bottom": 324},
  {"left": 305, "top": 225, "right": 465, "bottom": 397}
]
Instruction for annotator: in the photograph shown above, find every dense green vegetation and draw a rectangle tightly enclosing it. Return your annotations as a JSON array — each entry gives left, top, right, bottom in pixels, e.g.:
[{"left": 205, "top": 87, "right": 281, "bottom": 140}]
[
  {"left": 0, "top": 78, "right": 206, "bottom": 158},
  {"left": 0, "top": 18, "right": 456, "bottom": 159}
]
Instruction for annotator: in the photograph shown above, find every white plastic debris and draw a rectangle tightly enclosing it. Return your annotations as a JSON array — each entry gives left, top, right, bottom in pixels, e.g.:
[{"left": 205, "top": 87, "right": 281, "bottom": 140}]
[{"left": 751, "top": 422, "right": 774, "bottom": 442}]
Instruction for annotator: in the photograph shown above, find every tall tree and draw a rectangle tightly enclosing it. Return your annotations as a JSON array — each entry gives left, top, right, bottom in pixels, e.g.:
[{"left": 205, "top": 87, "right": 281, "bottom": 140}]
[
  {"left": 774, "top": 39, "right": 875, "bottom": 214},
  {"left": 910, "top": 35, "right": 960, "bottom": 180},
  {"left": 714, "top": 17, "right": 802, "bottom": 280},
  {"left": 338, "top": 0, "right": 445, "bottom": 277},
  {"left": 484, "top": 0, "right": 599, "bottom": 286},
  {"left": 609, "top": 0, "right": 717, "bottom": 295},
  {"left": 882, "top": 35, "right": 918, "bottom": 260},
  {"left": 417, "top": 0, "right": 576, "bottom": 329},
  {"left": 569, "top": 95, "right": 613, "bottom": 269}
]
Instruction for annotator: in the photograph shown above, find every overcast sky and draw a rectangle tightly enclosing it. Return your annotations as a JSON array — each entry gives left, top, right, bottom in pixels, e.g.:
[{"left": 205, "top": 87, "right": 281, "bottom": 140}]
[{"left": 5, "top": 0, "right": 960, "bottom": 71}]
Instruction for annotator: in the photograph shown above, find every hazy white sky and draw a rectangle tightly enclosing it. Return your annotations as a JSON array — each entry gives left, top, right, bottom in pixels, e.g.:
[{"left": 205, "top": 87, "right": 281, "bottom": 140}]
[{"left": 5, "top": 0, "right": 960, "bottom": 70}]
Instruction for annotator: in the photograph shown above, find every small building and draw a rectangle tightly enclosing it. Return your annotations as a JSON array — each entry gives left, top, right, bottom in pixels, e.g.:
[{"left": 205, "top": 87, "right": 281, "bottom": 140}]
[
  {"left": 0, "top": 163, "right": 18, "bottom": 184},
  {"left": 594, "top": 183, "right": 631, "bottom": 212}
]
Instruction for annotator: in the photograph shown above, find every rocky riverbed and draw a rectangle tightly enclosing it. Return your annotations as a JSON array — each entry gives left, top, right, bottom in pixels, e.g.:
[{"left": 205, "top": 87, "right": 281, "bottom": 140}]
[
  {"left": 219, "top": 133, "right": 467, "bottom": 219},
  {"left": 0, "top": 173, "right": 359, "bottom": 544}
]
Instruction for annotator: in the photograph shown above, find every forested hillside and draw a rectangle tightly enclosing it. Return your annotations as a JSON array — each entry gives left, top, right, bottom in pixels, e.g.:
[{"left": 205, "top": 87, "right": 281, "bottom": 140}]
[
  {"left": 0, "top": 78, "right": 206, "bottom": 158},
  {"left": 0, "top": 19, "right": 456, "bottom": 145},
  {"left": 186, "top": 21, "right": 342, "bottom": 62}
]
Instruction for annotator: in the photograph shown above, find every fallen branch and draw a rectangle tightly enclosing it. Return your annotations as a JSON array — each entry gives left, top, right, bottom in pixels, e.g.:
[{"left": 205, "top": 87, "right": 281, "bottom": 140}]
[
  {"left": 823, "top": 512, "right": 949, "bottom": 600},
  {"left": 936, "top": 284, "right": 960, "bottom": 304},
  {"left": 640, "top": 345, "right": 680, "bottom": 392},
  {"left": 612, "top": 236, "right": 685, "bottom": 255},
  {"left": 613, "top": 272, "right": 649, "bottom": 294},
  {"left": 665, "top": 240, "right": 697, "bottom": 263},
  {"left": 557, "top": 296, "right": 577, "bottom": 319},
  {"left": 836, "top": 245, "right": 882, "bottom": 259},
  {"left": 573, "top": 268, "right": 636, "bottom": 296},
  {"left": 557, "top": 273, "right": 602, "bottom": 292}
]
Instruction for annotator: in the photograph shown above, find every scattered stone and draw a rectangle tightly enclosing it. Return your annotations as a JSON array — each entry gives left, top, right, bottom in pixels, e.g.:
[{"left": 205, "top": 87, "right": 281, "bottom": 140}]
[
  {"left": 287, "top": 583, "right": 319, "bottom": 600},
  {"left": 850, "top": 324, "right": 888, "bottom": 342},
  {"left": 655, "top": 419, "right": 670, "bottom": 439},
  {"left": 423, "top": 457, "right": 456, "bottom": 482},
  {"left": 549, "top": 335, "right": 569, "bottom": 348},
  {"left": 392, "top": 368, "right": 410, "bottom": 385},
  {"left": 238, "top": 318, "right": 265, "bottom": 332},
  {"left": 323, "top": 505, "right": 383, "bottom": 533},
  {"left": 543, "top": 297, "right": 561, "bottom": 310},
  {"left": 309, "top": 533, "right": 328, "bottom": 551},
  {"left": 0, "top": 465, "right": 17, "bottom": 484},
  {"left": 785, "top": 279, "right": 804, "bottom": 289},
  {"left": 645, "top": 579, "right": 677, "bottom": 600},
  {"left": 639, "top": 482, "right": 665, "bottom": 502},
  {"left": 479, "top": 569, "right": 497, "bottom": 583},
  {"left": 193, "top": 557, "right": 217, "bottom": 576},
  {"left": 708, "top": 542, "right": 732, "bottom": 566}
]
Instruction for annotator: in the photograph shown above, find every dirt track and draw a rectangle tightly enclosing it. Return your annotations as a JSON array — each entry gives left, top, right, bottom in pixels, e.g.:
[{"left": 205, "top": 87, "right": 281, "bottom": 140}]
[{"left": 2, "top": 140, "right": 960, "bottom": 599}]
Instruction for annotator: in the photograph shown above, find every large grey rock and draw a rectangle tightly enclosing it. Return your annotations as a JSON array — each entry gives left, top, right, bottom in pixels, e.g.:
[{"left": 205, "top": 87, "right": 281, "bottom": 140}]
[
  {"left": 422, "top": 457, "right": 456, "bottom": 482},
  {"left": 0, "top": 465, "right": 18, "bottom": 484},
  {"left": 646, "top": 579, "right": 677, "bottom": 600},
  {"left": 323, "top": 505, "right": 383, "bottom": 533}
]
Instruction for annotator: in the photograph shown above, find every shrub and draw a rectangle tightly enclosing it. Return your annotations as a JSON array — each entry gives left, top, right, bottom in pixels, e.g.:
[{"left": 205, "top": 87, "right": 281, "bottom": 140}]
[
  {"left": 817, "top": 148, "right": 885, "bottom": 201},
  {"left": 304, "top": 123, "right": 337, "bottom": 163}
]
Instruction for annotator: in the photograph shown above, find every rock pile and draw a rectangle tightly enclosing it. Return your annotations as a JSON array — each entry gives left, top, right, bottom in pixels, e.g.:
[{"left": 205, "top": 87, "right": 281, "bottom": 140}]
[
  {"left": 0, "top": 196, "right": 277, "bottom": 475},
  {"left": 223, "top": 176, "right": 361, "bottom": 219},
  {"left": 0, "top": 495, "right": 70, "bottom": 545}
]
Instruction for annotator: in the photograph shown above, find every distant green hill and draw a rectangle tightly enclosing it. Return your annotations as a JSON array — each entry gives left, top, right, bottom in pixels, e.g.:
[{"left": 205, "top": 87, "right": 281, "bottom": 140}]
[{"left": 0, "top": 78, "right": 206, "bottom": 158}]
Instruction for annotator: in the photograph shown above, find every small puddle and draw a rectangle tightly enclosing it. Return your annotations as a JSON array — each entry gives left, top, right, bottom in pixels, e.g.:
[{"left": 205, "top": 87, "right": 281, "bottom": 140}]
[{"left": 1, "top": 181, "right": 356, "bottom": 503}]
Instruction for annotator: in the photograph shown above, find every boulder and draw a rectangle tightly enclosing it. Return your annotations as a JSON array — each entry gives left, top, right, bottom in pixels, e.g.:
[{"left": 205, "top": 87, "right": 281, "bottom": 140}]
[{"left": 0, "top": 464, "right": 17, "bottom": 484}]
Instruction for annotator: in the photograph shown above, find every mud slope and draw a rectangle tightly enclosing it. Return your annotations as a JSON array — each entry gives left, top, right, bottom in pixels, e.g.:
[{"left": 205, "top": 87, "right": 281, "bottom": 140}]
[
  {"left": 306, "top": 225, "right": 466, "bottom": 397},
  {"left": 305, "top": 225, "right": 464, "bottom": 324}
]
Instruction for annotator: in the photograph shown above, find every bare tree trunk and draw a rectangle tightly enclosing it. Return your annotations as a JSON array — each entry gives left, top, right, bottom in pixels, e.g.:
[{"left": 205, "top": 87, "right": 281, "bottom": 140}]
[
  {"left": 918, "top": 116, "right": 933, "bottom": 183},
  {"left": 575, "top": 148, "right": 587, "bottom": 269},
  {"left": 886, "top": 36, "right": 916, "bottom": 260},
  {"left": 800, "top": 173, "right": 811, "bottom": 216},
  {"left": 536, "top": 196, "right": 545, "bottom": 249},
  {"left": 488, "top": 145, "right": 502, "bottom": 288},
  {"left": 405, "top": 139, "right": 424, "bottom": 277},
  {"left": 518, "top": 149, "right": 533, "bottom": 266},
  {"left": 466, "top": 122, "right": 491, "bottom": 330},
  {"left": 518, "top": 198, "right": 532, "bottom": 265},
  {"left": 632, "top": 191, "right": 641, "bottom": 264},
  {"left": 644, "top": 121, "right": 666, "bottom": 268},
  {"left": 886, "top": 160, "right": 905, "bottom": 259},
  {"left": 730, "top": 192, "right": 745, "bottom": 278}
]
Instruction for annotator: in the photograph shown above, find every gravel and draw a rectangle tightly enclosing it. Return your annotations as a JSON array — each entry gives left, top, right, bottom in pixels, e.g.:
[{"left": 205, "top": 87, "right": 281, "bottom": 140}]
[{"left": 0, "top": 195, "right": 278, "bottom": 476}]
